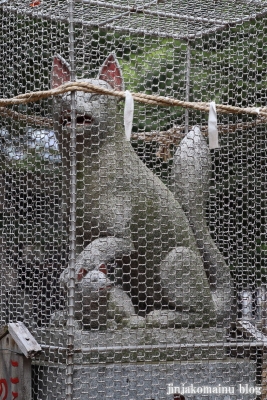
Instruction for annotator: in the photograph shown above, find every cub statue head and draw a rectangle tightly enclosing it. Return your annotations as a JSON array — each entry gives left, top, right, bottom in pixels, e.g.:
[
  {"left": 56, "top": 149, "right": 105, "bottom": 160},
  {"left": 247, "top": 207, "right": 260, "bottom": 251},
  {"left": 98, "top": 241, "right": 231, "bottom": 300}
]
[{"left": 51, "top": 53, "right": 125, "bottom": 149}]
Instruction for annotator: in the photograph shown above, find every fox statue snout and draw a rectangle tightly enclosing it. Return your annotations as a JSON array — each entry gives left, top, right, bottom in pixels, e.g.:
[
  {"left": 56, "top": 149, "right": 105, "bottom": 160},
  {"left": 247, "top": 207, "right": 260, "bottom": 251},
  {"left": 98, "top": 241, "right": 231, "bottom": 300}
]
[{"left": 50, "top": 53, "right": 231, "bottom": 330}]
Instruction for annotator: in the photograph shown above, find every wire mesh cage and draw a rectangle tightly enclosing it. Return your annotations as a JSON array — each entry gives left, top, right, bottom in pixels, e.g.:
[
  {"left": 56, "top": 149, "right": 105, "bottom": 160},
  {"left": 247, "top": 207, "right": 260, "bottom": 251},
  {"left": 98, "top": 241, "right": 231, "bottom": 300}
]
[{"left": 1, "top": 0, "right": 267, "bottom": 399}]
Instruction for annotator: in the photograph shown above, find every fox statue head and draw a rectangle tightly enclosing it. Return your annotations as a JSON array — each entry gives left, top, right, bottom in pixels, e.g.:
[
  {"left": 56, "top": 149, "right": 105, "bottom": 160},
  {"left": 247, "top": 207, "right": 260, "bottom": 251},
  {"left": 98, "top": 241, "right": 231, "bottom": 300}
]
[
  {"left": 51, "top": 53, "right": 125, "bottom": 159},
  {"left": 51, "top": 53, "right": 128, "bottom": 248}
]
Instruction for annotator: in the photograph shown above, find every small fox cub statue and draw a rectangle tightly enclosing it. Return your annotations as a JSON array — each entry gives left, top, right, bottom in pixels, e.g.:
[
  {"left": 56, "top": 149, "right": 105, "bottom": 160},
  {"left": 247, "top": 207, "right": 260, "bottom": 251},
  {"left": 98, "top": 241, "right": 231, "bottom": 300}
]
[{"left": 51, "top": 53, "right": 231, "bottom": 329}]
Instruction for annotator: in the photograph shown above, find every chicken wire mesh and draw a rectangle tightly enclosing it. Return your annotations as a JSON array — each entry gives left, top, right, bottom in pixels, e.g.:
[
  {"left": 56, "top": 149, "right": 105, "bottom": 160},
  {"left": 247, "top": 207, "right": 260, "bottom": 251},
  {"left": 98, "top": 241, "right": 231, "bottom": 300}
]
[{"left": 1, "top": 0, "right": 267, "bottom": 399}]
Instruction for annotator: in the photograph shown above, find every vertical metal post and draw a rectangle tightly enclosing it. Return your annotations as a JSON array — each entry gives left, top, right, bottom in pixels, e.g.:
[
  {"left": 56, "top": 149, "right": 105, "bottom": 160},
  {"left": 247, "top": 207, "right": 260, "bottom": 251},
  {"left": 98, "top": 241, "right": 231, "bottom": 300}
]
[
  {"left": 185, "top": 42, "right": 191, "bottom": 134},
  {"left": 66, "top": 0, "right": 76, "bottom": 399}
]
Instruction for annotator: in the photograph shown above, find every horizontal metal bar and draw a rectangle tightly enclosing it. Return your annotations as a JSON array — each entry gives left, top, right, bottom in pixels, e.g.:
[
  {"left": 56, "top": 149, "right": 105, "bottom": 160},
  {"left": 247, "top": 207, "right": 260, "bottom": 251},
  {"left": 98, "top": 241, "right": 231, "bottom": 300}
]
[
  {"left": 73, "top": 20, "right": 224, "bottom": 41},
  {"left": 97, "top": 0, "right": 158, "bottom": 28},
  {"left": 40, "top": 344, "right": 67, "bottom": 351},
  {"left": 239, "top": 0, "right": 267, "bottom": 4},
  {"left": 0, "top": 5, "right": 218, "bottom": 42},
  {"left": 2, "top": 2, "right": 267, "bottom": 42},
  {"left": 75, "top": 0, "right": 156, "bottom": 13},
  {"left": 75, "top": 0, "right": 228, "bottom": 25},
  {"left": 40, "top": 341, "right": 267, "bottom": 354}
]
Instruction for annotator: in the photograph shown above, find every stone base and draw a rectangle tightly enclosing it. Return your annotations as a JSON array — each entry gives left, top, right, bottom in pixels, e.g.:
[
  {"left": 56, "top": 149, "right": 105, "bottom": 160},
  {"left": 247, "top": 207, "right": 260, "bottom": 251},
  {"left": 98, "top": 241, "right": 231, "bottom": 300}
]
[
  {"left": 76, "top": 359, "right": 258, "bottom": 400},
  {"left": 32, "top": 328, "right": 259, "bottom": 400},
  {"left": 32, "top": 359, "right": 258, "bottom": 400}
]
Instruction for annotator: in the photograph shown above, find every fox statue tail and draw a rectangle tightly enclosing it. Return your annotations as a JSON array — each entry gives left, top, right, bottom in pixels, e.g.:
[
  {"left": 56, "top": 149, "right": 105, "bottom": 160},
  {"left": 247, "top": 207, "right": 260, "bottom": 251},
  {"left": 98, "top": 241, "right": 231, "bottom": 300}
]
[{"left": 171, "top": 126, "right": 232, "bottom": 325}]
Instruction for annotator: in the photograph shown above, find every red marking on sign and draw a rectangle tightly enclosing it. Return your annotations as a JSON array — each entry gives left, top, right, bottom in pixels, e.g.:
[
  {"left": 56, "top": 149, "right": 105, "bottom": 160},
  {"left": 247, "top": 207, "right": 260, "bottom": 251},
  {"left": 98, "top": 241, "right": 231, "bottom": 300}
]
[
  {"left": 10, "top": 378, "right": 19, "bottom": 384},
  {"left": 11, "top": 361, "right": 18, "bottom": 367},
  {"left": 11, "top": 392, "right": 18, "bottom": 400},
  {"left": 0, "top": 379, "right": 8, "bottom": 400}
]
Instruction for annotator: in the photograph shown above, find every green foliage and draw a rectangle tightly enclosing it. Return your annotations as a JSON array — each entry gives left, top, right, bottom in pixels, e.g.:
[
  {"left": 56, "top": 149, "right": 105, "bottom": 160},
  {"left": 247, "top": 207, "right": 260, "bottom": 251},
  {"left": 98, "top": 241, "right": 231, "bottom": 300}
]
[{"left": 190, "top": 20, "right": 267, "bottom": 109}]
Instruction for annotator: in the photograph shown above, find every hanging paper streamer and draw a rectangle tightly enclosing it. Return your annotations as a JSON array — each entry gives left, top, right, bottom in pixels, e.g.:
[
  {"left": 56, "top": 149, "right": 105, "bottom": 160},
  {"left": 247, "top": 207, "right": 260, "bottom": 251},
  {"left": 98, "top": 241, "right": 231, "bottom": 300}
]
[
  {"left": 124, "top": 90, "right": 134, "bottom": 141},
  {"left": 208, "top": 101, "right": 219, "bottom": 149}
]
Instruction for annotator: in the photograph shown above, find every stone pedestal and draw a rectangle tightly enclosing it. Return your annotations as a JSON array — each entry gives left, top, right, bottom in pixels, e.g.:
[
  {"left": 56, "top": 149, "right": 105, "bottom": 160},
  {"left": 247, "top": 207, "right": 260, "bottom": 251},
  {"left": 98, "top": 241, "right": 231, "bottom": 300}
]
[{"left": 32, "top": 328, "right": 259, "bottom": 400}]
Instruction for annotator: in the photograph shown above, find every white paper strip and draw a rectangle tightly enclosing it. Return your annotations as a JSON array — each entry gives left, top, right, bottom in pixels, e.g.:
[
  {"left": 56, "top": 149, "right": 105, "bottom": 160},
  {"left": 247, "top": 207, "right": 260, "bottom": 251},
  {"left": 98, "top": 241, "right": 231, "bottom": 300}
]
[
  {"left": 124, "top": 90, "right": 134, "bottom": 141},
  {"left": 208, "top": 101, "right": 219, "bottom": 149}
]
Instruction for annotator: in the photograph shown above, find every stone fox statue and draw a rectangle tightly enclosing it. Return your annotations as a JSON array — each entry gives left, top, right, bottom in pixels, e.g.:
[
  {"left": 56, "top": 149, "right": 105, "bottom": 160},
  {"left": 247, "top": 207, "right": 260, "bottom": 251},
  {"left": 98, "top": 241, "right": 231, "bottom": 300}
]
[{"left": 51, "top": 53, "right": 231, "bottom": 329}]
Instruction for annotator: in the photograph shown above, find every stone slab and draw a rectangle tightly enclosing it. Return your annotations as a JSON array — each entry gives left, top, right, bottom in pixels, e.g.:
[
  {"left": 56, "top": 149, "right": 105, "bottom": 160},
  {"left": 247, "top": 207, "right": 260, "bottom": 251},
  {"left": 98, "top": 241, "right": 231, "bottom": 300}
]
[
  {"left": 32, "top": 358, "right": 258, "bottom": 400},
  {"left": 31, "top": 327, "right": 259, "bottom": 399},
  {"left": 35, "top": 327, "right": 226, "bottom": 364}
]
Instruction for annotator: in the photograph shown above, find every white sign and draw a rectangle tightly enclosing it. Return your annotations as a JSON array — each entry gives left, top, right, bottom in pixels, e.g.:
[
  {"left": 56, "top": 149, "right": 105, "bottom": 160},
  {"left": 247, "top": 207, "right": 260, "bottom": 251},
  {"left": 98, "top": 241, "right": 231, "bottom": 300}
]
[{"left": 0, "top": 333, "right": 32, "bottom": 399}]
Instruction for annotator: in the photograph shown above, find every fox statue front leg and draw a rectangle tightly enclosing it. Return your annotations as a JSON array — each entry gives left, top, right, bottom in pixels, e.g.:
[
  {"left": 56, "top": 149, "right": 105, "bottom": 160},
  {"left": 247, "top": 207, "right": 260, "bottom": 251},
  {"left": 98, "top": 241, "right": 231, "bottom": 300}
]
[{"left": 50, "top": 52, "right": 229, "bottom": 330}]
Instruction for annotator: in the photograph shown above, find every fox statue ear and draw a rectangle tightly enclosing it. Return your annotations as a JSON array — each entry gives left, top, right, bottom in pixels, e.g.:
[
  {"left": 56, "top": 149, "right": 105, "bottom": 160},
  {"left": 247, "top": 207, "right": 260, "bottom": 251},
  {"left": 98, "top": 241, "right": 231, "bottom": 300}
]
[
  {"left": 51, "top": 54, "right": 71, "bottom": 89},
  {"left": 98, "top": 53, "right": 124, "bottom": 92}
]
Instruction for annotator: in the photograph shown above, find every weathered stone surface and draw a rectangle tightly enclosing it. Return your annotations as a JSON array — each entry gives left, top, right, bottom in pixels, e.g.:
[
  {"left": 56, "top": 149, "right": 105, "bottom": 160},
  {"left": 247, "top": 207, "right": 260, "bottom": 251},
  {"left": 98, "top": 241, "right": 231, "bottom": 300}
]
[
  {"left": 32, "top": 327, "right": 258, "bottom": 399},
  {"left": 69, "top": 359, "right": 257, "bottom": 400},
  {"left": 171, "top": 127, "right": 232, "bottom": 324},
  {"left": 34, "top": 327, "right": 226, "bottom": 363},
  {"left": 33, "top": 354, "right": 257, "bottom": 400},
  {"left": 51, "top": 55, "right": 222, "bottom": 329}
]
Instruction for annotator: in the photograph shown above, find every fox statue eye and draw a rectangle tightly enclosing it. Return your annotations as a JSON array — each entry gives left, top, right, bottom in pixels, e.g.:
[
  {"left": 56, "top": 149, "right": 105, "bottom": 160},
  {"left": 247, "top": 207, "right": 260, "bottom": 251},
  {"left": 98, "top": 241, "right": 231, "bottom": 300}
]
[{"left": 89, "top": 94, "right": 98, "bottom": 101}]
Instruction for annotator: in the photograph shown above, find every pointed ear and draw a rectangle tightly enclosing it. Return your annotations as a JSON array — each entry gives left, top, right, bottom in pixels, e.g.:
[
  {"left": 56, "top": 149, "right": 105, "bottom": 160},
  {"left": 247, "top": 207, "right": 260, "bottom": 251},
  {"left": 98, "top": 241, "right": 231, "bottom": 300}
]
[
  {"left": 51, "top": 54, "right": 71, "bottom": 89},
  {"left": 98, "top": 53, "right": 124, "bottom": 91}
]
